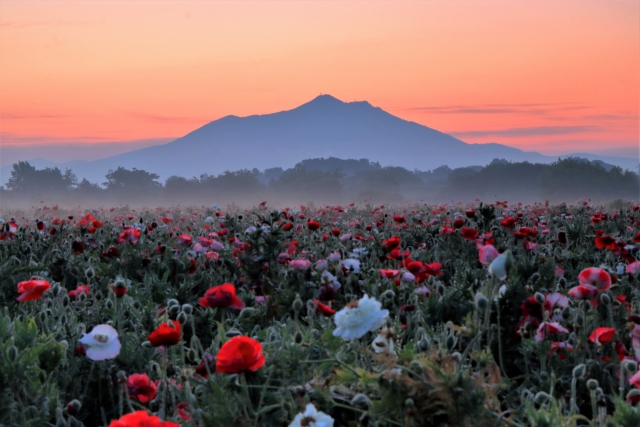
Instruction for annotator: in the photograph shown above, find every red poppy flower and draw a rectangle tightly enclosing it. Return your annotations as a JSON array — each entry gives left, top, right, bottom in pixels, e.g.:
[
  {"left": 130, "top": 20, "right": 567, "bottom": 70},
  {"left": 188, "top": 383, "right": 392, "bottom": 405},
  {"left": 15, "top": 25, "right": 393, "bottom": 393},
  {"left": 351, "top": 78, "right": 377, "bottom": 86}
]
[
  {"left": 595, "top": 235, "right": 616, "bottom": 250},
  {"left": 68, "top": 285, "right": 90, "bottom": 300},
  {"left": 465, "top": 209, "right": 476, "bottom": 218},
  {"left": 557, "top": 231, "right": 567, "bottom": 244},
  {"left": 127, "top": 373, "right": 157, "bottom": 403},
  {"left": 216, "top": 336, "right": 265, "bottom": 374},
  {"left": 406, "top": 261, "right": 423, "bottom": 273},
  {"left": 453, "top": 218, "right": 464, "bottom": 229},
  {"left": 71, "top": 240, "right": 85, "bottom": 254},
  {"left": 331, "top": 228, "right": 341, "bottom": 236},
  {"left": 313, "top": 300, "right": 335, "bottom": 316},
  {"left": 440, "top": 226, "right": 455, "bottom": 236},
  {"left": 568, "top": 284, "right": 599, "bottom": 300},
  {"left": 307, "top": 220, "right": 321, "bottom": 231},
  {"left": 117, "top": 229, "right": 140, "bottom": 245},
  {"left": 101, "top": 246, "right": 119, "bottom": 258},
  {"left": 113, "top": 283, "right": 127, "bottom": 297},
  {"left": 379, "top": 269, "right": 401, "bottom": 279},
  {"left": 108, "top": 410, "right": 178, "bottom": 427},
  {"left": 148, "top": 320, "right": 181, "bottom": 347},
  {"left": 384, "top": 236, "right": 401, "bottom": 251},
  {"left": 281, "top": 222, "right": 293, "bottom": 231},
  {"left": 177, "top": 234, "right": 193, "bottom": 246},
  {"left": 500, "top": 217, "right": 517, "bottom": 228},
  {"left": 199, "top": 283, "right": 244, "bottom": 309},
  {"left": 634, "top": 232, "right": 640, "bottom": 244},
  {"left": 461, "top": 227, "right": 478, "bottom": 241},
  {"left": 17, "top": 279, "right": 51, "bottom": 302},
  {"left": 423, "top": 262, "right": 443, "bottom": 277},
  {"left": 393, "top": 215, "right": 406, "bottom": 223},
  {"left": 579, "top": 267, "right": 611, "bottom": 292},
  {"left": 589, "top": 327, "right": 616, "bottom": 345}
]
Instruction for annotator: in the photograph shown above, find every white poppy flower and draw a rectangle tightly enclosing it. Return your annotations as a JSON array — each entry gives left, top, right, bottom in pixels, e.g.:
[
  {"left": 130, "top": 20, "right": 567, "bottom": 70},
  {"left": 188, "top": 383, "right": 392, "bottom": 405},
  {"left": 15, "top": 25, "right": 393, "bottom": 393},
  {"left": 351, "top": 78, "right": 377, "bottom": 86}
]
[
  {"left": 289, "top": 403, "right": 334, "bottom": 427},
  {"left": 488, "top": 251, "right": 513, "bottom": 281},
  {"left": 79, "top": 324, "right": 121, "bottom": 361},
  {"left": 333, "top": 294, "right": 389, "bottom": 340},
  {"left": 342, "top": 259, "right": 361, "bottom": 274}
]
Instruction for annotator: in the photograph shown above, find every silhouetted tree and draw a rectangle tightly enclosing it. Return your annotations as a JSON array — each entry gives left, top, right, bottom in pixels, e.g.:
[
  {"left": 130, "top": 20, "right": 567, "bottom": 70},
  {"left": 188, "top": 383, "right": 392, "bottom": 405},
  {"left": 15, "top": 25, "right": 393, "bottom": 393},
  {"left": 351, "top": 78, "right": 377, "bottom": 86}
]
[
  {"left": 104, "top": 167, "right": 161, "bottom": 190},
  {"left": 6, "top": 161, "right": 76, "bottom": 192}
]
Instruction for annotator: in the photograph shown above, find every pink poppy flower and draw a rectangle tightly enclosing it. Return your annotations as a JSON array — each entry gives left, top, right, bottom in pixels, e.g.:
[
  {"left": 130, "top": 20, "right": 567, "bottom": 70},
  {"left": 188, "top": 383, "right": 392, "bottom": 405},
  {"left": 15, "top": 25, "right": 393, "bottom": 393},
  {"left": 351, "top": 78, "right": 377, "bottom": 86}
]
[{"left": 578, "top": 267, "right": 611, "bottom": 292}]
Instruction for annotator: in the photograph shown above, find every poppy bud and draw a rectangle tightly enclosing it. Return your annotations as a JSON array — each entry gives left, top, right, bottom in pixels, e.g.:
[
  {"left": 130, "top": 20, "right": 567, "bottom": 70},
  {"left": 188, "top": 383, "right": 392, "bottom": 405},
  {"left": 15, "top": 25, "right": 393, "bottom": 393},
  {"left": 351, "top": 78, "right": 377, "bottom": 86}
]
[
  {"left": 573, "top": 364, "right": 586, "bottom": 378},
  {"left": 600, "top": 293, "right": 611, "bottom": 305},
  {"left": 133, "top": 300, "right": 141, "bottom": 309},
  {"left": 562, "top": 306, "right": 571, "bottom": 320},
  {"left": 177, "top": 311, "right": 188, "bottom": 324},
  {"left": 381, "top": 290, "right": 396, "bottom": 300},
  {"left": 534, "top": 392, "right": 551, "bottom": 405},
  {"left": 624, "top": 360, "right": 638, "bottom": 373},
  {"left": 627, "top": 389, "right": 640, "bottom": 400},
  {"left": 62, "top": 295, "right": 70, "bottom": 307},
  {"left": 7, "top": 345, "right": 18, "bottom": 361},
  {"left": 105, "top": 300, "right": 114, "bottom": 310},
  {"left": 167, "top": 299, "right": 180, "bottom": 307},
  {"left": 404, "top": 398, "right": 415, "bottom": 408},
  {"left": 475, "top": 294, "right": 489, "bottom": 311},
  {"left": 181, "top": 304, "right": 193, "bottom": 315},
  {"left": 78, "top": 292, "right": 87, "bottom": 302},
  {"left": 418, "top": 338, "right": 429, "bottom": 352},
  {"left": 239, "top": 308, "right": 255, "bottom": 319},
  {"left": 534, "top": 292, "right": 545, "bottom": 305},
  {"left": 225, "top": 328, "right": 242, "bottom": 338},
  {"left": 169, "top": 305, "right": 180, "bottom": 315},
  {"left": 52, "top": 283, "right": 61, "bottom": 297},
  {"left": 451, "top": 352, "right": 462, "bottom": 363},
  {"left": 60, "top": 314, "right": 67, "bottom": 325},
  {"left": 187, "top": 348, "right": 197, "bottom": 363},
  {"left": 350, "top": 394, "right": 371, "bottom": 407},
  {"left": 141, "top": 341, "right": 152, "bottom": 347},
  {"left": 292, "top": 294, "right": 304, "bottom": 313},
  {"left": 294, "top": 331, "right": 303, "bottom": 345},
  {"left": 95, "top": 290, "right": 103, "bottom": 300},
  {"left": 446, "top": 335, "right": 456, "bottom": 351},
  {"left": 587, "top": 379, "right": 599, "bottom": 390},
  {"left": 85, "top": 267, "right": 94, "bottom": 279},
  {"left": 66, "top": 399, "right": 82, "bottom": 416},
  {"left": 558, "top": 277, "right": 567, "bottom": 288}
]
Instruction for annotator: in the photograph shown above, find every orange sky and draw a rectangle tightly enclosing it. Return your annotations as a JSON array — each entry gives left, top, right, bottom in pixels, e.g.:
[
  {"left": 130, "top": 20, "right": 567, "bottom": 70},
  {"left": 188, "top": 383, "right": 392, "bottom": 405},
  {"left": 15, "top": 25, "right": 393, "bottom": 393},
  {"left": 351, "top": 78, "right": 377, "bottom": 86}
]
[{"left": 1, "top": 0, "right": 638, "bottom": 160}]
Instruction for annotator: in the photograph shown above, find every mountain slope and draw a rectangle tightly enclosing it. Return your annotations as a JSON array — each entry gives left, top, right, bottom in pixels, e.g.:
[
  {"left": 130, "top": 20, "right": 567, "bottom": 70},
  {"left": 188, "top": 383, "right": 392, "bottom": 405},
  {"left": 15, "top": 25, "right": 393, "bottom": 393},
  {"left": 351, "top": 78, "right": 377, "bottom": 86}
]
[{"left": 1, "top": 95, "right": 637, "bottom": 186}]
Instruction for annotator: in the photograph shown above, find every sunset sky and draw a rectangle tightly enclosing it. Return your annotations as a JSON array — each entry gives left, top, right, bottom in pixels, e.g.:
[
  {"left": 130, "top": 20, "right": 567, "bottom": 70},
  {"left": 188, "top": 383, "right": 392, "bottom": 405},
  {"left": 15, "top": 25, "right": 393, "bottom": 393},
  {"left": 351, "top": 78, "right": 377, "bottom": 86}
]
[{"left": 1, "top": 0, "right": 638, "bottom": 165}]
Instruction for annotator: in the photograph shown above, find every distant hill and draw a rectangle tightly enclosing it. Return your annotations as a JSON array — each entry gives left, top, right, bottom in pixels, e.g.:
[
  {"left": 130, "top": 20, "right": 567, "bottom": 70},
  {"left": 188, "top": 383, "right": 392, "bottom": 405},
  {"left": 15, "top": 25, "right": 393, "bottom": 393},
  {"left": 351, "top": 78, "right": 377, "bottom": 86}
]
[{"left": 1, "top": 95, "right": 637, "bottom": 186}]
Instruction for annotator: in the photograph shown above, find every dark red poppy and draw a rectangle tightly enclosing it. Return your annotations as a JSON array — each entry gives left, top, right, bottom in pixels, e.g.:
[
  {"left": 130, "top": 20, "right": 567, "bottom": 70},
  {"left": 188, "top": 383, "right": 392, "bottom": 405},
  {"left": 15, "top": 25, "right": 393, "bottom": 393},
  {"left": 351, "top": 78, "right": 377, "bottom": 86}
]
[
  {"left": 127, "top": 373, "right": 157, "bottom": 403},
  {"left": 453, "top": 218, "right": 464, "bottom": 229},
  {"left": 384, "top": 236, "right": 401, "bottom": 251},
  {"left": 393, "top": 215, "right": 406, "bottom": 223},
  {"left": 215, "top": 336, "right": 265, "bottom": 374},
  {"left": 313, "top": 300, "right": 335, "bottom": 316},
  {"left": 461, "top": 227, "right": 478, "bottom": 241},
  {"left": 331, "top": 228, "right": 341, "bottom": 236},
  {"left": 199, "top": 283, "right": 244, "bottom": 309},
  {"left": 557, "top": 231, "right": 567, "bottom": 244},
  {"left": 307, "top": 220, "right": 321, "bottom": 231},
  {"left": 589, "top": 327, "right": 616, "bottom": 345},
  {"left": 500, "top": 217, "right": 517, "bottom": 228},
  {"left": 148, "top": 320, "right": 181, "bottom": 347},
  {"left": 71, "top": 240, "right": 85, "bottom": 254},
  {"left": 281, "top": 222, "right": 293, "bottom": 231}
]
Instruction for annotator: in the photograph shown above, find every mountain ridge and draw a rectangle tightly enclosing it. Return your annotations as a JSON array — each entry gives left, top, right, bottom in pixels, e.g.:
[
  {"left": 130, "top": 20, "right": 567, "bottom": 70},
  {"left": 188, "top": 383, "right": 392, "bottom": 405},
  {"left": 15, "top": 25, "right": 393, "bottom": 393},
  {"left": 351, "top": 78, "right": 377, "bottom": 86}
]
[{"left": 1, "top": 95, "right": 637, "bottom": 186}]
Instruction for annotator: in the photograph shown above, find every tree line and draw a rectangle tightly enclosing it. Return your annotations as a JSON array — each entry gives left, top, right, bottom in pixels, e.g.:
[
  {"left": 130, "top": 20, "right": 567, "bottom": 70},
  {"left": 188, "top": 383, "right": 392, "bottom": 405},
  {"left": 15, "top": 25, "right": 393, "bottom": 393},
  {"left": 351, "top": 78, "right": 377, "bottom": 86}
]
[{"left": 1, "top": 157, "right": 638, "bottom": 204}]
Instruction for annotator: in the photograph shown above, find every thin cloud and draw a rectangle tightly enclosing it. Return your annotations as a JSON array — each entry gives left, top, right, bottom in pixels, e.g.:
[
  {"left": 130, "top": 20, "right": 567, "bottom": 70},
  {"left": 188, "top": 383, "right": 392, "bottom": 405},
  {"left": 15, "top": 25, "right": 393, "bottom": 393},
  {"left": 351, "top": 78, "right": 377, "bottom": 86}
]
[
  {"left": 1, "top": 113, "right": 69, "bottom": 120},
  {"left": 0, "top": 20, "right": 92, "bottom": 28},
  {"left": 450, "top": 125, "right": 603, "bottom": 138},
  {"left": 405, "top": 102, "right": 588, "bottom": 115},
  {"left": 126, "top": 112, "right": 210, "bottom": 124}
]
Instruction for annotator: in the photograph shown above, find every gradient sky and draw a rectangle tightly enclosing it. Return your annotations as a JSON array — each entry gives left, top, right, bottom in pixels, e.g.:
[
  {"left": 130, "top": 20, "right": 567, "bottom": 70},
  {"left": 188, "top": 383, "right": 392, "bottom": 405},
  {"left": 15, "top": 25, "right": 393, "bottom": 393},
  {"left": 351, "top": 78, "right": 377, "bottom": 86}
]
[{"left": 1, "top": 0, "right": 638, "bottom": 165}]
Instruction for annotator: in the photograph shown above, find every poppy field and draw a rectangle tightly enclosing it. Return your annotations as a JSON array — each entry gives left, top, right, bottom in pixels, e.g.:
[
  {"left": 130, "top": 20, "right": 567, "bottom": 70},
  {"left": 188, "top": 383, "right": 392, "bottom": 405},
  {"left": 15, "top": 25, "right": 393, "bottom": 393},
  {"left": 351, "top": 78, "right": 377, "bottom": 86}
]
[{"left": 2, "top": 200, "right": 640, "bottom": 427}]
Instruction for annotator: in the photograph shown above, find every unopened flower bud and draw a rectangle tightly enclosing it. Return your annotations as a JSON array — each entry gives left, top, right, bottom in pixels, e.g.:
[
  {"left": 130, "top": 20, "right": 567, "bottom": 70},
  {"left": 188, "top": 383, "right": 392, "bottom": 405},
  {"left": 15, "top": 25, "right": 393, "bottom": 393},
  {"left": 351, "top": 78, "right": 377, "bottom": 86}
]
[
  {"left": 600, "top": 293, "right": 611, "bottom": 306},
  {"left": 225, "top": 328, "right": 242, "bottom": 338},
  {"left": 67, "top": 399, "right": 82, "bottom": 416},
  {"left": 181, "top": 304, "right": 193, "bottom": 315},
  {"left": 187, "top": 348, "right": 197, "bottom": 363},
  {"left": 475, "top": 293, "right": 489, "bottom": 311},
  {"left": 105, "top": 300, "right": 114, "bottom": 310},
  {"left": 573, "top": 364, "right": 586, "bottom": 379},
  {"left": 292, "top": 294, "right": 304, "bottom": 313},
  {"left": 587, "top": 379, "right": 599, "bottom": 390},
  {"left": 534, "top": 292, "right": 545, "bottom": 305},
  {"left": 446, "top": 335, "right": 456, "bottom": 351},
  {"left": 562, "top": 306, "right": 571, "bottom": 320},
  {"left": 167, "top": 299, "right": 180, "bottom": 308},
  {"left": 350, "top": 393, "right": 371, "bottom": 407},
  {"left": 177, "top": 311, "right": 188, "bottom": 324},
  {"left": 404, "top": 398, "right": 415, "bottom": 408},
  {"left": 627, "top": 389, "right": 640, "bottom": 400},
  {"left": 7, "top": 345, "right": 18, "bottom": 361},
  {"left": 62, "top": 295, "right": 70, "bottom": 307},
  {"left": 625, "top": 360, "right": 638, "bottom": 373},
  {"left": 294, "top": 331, "right": 304, "bottom": 345},
  {"left": 534, "top": 392, "right": 551, "bottom": 405},
  {"left": 239, "top": 307, "right": 255, "bottom": 319}
]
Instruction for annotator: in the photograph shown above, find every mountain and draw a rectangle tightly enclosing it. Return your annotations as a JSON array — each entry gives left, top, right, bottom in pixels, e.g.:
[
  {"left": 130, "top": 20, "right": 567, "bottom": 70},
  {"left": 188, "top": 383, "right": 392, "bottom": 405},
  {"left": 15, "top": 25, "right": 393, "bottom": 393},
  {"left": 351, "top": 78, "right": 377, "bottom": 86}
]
[{"left": 1, "top": 95, "right": 637, "bottom": 186}]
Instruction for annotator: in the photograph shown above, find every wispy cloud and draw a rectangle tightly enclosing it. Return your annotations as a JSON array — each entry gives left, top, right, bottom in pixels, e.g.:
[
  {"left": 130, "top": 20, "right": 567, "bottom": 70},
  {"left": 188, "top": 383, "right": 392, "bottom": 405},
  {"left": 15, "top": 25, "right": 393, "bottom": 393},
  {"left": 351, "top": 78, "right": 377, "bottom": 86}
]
[
  {"left": 125, "top": 112, "right": 210, "bottom": 124},
  {"left": 1, "top": 113, "right": 69, "bottom": 120},
  {"left": 450, "top": 125, "right": 603, "bottom": 138},
  {"left": 405, "top": 102, "right": 588, "bottom": 115},
  {"left": 0, "top": 20, "right": 92, "bottom": 29}
]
